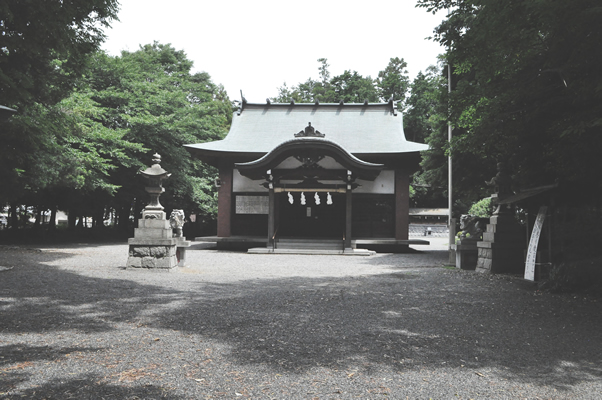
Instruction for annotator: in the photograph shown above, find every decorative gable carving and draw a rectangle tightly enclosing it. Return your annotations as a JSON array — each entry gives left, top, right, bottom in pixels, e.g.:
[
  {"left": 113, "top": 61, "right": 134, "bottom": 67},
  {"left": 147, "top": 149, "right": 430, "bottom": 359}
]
[
  {"left": 294, "top": 122, "right": 325, "bottom": 138},
  {"left": 294, "top": 154, "right": 325, "bottom": 169}
]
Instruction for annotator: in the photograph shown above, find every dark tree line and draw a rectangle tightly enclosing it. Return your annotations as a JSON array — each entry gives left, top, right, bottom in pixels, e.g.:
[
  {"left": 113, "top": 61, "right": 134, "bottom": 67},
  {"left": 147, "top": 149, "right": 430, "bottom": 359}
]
[
  {"left": 417, "top": 0, "right": 602, "bottom": 288},
  {"left": 417, "top": 0, "right": 602, "bottom": 203},
  {"left": 1, "top": 1, "right": 231, "bottom": 235}
]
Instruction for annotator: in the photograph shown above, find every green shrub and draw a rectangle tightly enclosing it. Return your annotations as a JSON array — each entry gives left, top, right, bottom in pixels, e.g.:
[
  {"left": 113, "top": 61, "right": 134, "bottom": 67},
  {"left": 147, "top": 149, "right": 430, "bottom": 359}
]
[{"left": 468, "top": 198, "right": 493, "bottom": 218}]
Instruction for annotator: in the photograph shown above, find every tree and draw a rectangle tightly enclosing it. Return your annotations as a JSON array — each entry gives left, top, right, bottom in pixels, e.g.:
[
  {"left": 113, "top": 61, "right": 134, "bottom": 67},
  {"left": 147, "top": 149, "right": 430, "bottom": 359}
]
[
  {"left": 417, "top": 0, "right": 602, "bottom": 197},
  {"left": 272, "top": 58, "right": 394, "bottom": 103},
  {"left": 81, "top": 43, "right": 232, "bottom": 229},
  {"left": 404, "top": 65, "right": 441, "bottom": 143},
  {"left": 0, "top": 0, "right": 119, "bottom": 107},
  {"left": 0, "top": 0, "right": 120, "bottom": 228},
  {"left": 416, "top": 0, "right": 602, "bottom": 285},
  {"left": 1, "top": 42, "right": 232, "bottom": 233},
  {"left": 330, "top": 70, "right": 379, "bottom": 103},
  {"left": 376, "top": 57, "right": 410, "bottom": 105}
]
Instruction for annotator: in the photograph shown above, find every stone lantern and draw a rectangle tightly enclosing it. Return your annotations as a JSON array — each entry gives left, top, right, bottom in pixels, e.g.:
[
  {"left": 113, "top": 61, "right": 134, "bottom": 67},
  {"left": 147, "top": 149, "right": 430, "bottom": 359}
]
[
  {"left": 126, "top": 153, "right": 179, "bottom": 270},
  {"left": 140, "top": 153, "right": 171, "bottom": 220}
]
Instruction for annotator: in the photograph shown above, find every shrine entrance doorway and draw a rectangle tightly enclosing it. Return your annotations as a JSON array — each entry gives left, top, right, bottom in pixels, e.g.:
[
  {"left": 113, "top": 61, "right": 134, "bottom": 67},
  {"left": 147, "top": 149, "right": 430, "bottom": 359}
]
[{"left": 277, "top": 191, "right": 345, "bottom": 239}]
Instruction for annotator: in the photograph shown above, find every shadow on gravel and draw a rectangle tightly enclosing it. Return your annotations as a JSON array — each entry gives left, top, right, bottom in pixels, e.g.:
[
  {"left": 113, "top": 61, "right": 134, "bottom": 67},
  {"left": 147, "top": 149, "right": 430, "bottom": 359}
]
[
  {"left": 1, "top": 377, "right": 179, "bottom": 400},
  {"left": 155, "top": 272, "right": 602, "bottom": 392},
  {"left": 1, "top": 246, "right": 601, "bottom": 397}
]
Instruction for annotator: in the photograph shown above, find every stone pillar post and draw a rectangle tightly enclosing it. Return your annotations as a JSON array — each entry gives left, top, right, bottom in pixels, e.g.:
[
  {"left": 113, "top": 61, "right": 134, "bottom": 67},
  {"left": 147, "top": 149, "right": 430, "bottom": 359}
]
[
  {"left": 217, "top": 163, "right": 232, "bottom": 237},
  {"left": 267, "top": 186, "right": 275, "bottom": 249},
  {"left": 345, "top": 186, "right": 352, "bottom": 250},
  {"left": 395, "top": 168, "right": 410, "bottom": 240}
]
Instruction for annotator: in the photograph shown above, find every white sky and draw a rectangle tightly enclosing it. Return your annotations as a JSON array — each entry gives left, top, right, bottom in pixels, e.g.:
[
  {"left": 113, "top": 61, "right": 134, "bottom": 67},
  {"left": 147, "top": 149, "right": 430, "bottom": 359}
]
[{"left": 102, "top": 0, "right": 446, "bottom": 102}]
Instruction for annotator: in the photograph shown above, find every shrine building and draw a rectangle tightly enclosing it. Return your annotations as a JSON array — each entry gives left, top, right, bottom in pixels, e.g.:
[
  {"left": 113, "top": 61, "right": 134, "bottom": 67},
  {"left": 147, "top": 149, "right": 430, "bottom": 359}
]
[{"left": 186, "top": 99, "right": 429, "bottom": 253}]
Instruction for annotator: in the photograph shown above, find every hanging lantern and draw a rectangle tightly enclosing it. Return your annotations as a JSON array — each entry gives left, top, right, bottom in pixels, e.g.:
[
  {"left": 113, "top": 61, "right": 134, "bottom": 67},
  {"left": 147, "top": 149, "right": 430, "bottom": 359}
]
[
  {"left": 314, "top": 192, "right": 320, "bottom": 205},
  {"left": 300, "top": 192, "right": 306, "bottom": 205},
  {"left": 288, "top": 192, "right": 294, "bottom": 204},
  {"left": 327, "top": 192, "right": 333, "bottom": 205}
]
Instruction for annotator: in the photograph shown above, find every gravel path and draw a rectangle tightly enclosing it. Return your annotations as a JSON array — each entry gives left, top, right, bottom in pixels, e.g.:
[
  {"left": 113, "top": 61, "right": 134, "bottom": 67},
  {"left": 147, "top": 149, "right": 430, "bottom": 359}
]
[{"left": 0, "top": 241, "right": 600, "bottom": 399}]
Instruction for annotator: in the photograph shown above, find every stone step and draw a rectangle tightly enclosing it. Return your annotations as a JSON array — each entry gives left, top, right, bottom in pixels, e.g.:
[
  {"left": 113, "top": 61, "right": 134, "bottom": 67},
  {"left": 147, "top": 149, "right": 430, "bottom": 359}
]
[
  {"left": 486, "top": 224, "right": 523, "bottom": 234},
  {"left": 248, "top": 248, "right": 375, "bottom": 256},
  {"left": 276, "top": 239, "right": 343, "bottom": 250},
  {"left": 482, "top": 232, "right": 525, "bottom": 243}
]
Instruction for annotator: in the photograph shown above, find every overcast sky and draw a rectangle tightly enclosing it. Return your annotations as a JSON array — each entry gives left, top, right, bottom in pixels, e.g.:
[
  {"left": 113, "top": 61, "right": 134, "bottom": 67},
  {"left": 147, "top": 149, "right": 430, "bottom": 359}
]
[{"left": 102, "top": 0, "right": 446, "bottom": 102}]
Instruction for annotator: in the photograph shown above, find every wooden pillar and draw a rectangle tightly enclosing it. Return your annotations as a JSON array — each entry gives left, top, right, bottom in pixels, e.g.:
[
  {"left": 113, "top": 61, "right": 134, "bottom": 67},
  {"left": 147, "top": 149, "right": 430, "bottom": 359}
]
[
  {"left": 267, "top": 187, "right": 275, "bottom": 249},
  {"left": 395, "top": 168, "right": 410, "bottom": 240},
  {"left": 217, "top": 163, "right": 232, "bottom": 237},
  {"left": 345, "top": 186, "right": 352, "bottom": 249}
]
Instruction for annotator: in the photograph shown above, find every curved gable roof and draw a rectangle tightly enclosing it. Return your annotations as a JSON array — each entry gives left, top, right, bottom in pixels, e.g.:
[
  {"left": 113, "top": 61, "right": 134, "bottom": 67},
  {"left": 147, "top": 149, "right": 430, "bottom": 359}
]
[
  {"left": 235, "top": 137, "right": 384, "bottom": 181},
  {"left": 186, "top": 102, "right": 428, "bottom": 161}
]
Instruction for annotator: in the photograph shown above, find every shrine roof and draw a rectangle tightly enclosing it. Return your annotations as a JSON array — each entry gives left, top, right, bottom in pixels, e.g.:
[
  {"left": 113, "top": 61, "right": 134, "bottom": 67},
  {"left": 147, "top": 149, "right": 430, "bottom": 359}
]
[{"left": 186, "top": 101, "right": 428, "bottom": 161}]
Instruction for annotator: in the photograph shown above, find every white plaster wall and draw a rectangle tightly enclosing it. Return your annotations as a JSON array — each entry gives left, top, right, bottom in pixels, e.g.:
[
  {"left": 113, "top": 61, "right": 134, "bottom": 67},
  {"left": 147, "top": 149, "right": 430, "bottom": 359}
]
[
  {"left": 275, "top": 156, "right": 344, "bottom": 170},
  {"left": 354, "top": 170, "right": 395, "bottom": 194},
  {"left": 274, "top": 157, "right": 302, "bottom": 169},
  {"left": 232, "top": 169, "right": 268, "bottom": 192}
]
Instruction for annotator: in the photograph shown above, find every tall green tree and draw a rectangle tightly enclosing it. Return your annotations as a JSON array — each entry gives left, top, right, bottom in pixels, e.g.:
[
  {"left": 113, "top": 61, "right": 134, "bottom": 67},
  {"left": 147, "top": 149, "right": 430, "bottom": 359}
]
[
  {"left": 417, "top": 0, "right": 602, "bottom": 198},
  {"left": 0, "top": 0, "right": 120, "bottom": 224},
  {"left": 404, "top": 65, "right": 441, "bottom": 144},
  {"left": 272, "top": 58, "right": 409, "bottom": 104},
  {"left": 376, "top": 57, "right": 410, "bottom": 106},
  {"left": 0, "top": 0, "right": 119, "bottom": 107},
  {"left": 81, "top": 43, "right": 232, "bottom": 228},
  {"left": 330, "top": 70, "right": 379, "bottom": 103}
]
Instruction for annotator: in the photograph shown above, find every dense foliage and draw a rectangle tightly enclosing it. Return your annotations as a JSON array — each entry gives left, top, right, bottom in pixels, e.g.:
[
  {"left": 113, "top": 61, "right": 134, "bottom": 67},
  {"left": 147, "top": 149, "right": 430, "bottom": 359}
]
[
  {"left": 416, "top": 0, "right": 602, "bottom": 290},
  {"left": 417, "top": 0, "right": 602, "bottom": 202},
  {"left": 0, "top": 0, "right": 119, "bottom": 106},
  {"left": 2, "top": 41, "right": 231, "bottom": 232},
  {"left": 272, "top": 58, "right": 410, "bottom": 104},
  {"left": 68, "top": 43, "right": 232, "bottom": 229},
  {"left": 1, "top": 0, "right": 121, "bottom": 229}
]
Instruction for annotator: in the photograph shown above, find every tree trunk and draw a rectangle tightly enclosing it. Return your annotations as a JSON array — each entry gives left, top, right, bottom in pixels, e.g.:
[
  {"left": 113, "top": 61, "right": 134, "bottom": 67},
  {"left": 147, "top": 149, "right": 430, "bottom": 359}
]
[
  {"left": 9, "top": 203, "right": 17, "bottom": 229},
  {"left": 118, "top": 204, "right": 131, "bottom": 231},
  {"left": 68, "top": 211, "right": 76, "bottom": 229},
  {"left": 49, "top": 208, "right": 57, "bottom": 230},
  {"left": 34, "top": 208, "right": 42, "bottom": 229}
]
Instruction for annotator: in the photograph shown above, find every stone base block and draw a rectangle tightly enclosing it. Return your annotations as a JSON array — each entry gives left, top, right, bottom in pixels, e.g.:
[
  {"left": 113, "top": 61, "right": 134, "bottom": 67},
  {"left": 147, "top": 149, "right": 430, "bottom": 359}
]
[
  {"left": 452, "top": 243, "right": 478, "bottom": 270},
  {"left": 142, "top": 210, "right": 166, "bottom": 220},
  {"left": 476, "top": 247, "right": 524, "bottom": 274},
  {"left": 127, "top": 243, "right": 177, "bottom": 271},
  {"left": 175, "top": 238, "right": 191, "bottom": 267}
]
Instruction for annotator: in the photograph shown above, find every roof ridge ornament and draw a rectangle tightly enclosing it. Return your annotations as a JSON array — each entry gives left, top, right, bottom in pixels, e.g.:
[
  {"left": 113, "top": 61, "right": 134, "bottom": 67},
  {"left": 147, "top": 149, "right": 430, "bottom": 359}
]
[
  {"left": 294, "top": 122, "right": 325, "bottom": 138},
  {"left": 237, "top": 90, "right": 247, "bottom": 115},
  {"left": 388, "top": 96, "right": 398, "bottom": 116}
]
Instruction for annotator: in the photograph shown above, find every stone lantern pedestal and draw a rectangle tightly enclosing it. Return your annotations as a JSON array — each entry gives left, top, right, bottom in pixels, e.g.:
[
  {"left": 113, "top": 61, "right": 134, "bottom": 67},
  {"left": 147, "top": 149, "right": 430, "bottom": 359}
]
[
  {"left": 126, "top": 219, "right": 178, "bottom": 270},
  {"left": 126, "top": 153, "right": 178, "bottom": 271}
]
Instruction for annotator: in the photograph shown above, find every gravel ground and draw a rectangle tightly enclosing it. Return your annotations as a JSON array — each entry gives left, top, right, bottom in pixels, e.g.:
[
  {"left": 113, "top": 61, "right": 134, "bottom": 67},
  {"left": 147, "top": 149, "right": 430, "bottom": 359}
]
[{"left": 0, "top": 239, "right": 600, "bottom": 399}]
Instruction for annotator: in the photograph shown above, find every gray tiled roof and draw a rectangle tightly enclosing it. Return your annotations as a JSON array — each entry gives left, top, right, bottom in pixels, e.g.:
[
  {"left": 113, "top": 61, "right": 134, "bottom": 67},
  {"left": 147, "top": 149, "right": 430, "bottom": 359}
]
[{"left": 186, "top": 102, "right": 428, "bottom": 157}]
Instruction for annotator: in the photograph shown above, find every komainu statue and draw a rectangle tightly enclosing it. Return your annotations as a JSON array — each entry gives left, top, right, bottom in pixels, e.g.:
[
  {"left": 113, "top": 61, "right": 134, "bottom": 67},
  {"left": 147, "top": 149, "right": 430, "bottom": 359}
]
[
  {"left": 486, "top": 161, "right": 513, "bottom": 197},
  {"left": 458, "top": 214, "right": 488, "bottom": 242},
  {"left": 169, "top": 209, "right": 185, "bottom": 238}
]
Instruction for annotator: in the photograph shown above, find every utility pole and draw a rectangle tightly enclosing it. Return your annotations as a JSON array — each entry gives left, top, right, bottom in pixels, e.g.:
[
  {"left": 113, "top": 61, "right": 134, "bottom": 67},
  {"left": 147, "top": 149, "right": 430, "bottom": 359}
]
[{"left": 447, "top": 62, "right": 456, "bottom": 260}]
